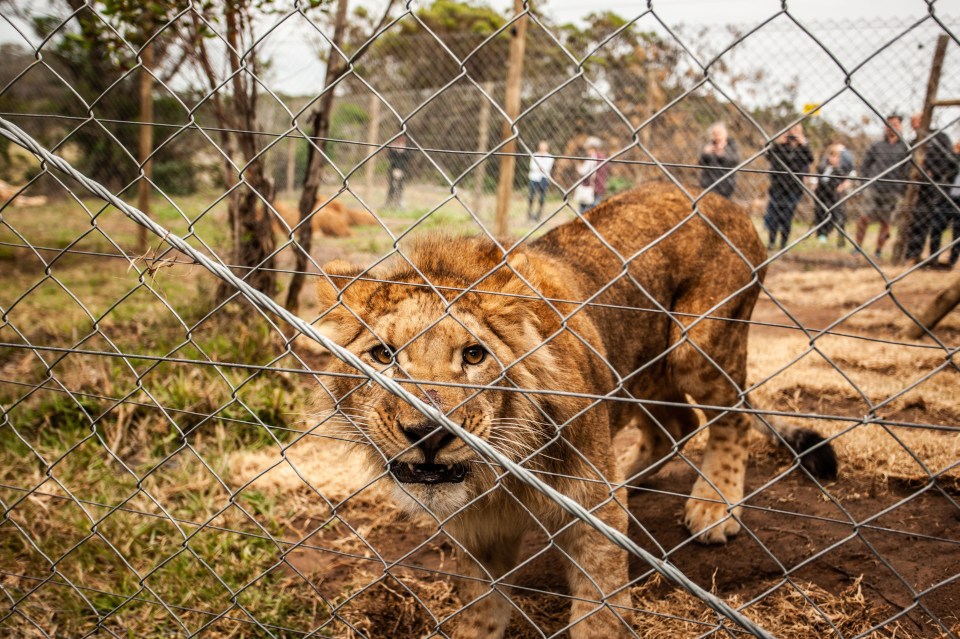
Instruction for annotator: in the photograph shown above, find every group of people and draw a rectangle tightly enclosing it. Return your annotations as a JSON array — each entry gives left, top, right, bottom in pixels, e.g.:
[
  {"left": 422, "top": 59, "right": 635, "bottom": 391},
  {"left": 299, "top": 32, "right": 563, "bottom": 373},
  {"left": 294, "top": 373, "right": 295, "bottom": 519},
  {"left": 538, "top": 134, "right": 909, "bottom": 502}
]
[
  {"left": 527, "top": 137, "right": 608, "bottom": 220},
  {"left": 700, "top": 114, "right": 960, "bottom": 266},
  {"left": 388, "top": 115, "right": 960, "bottom": 268},
  {"left": 384, "top": 133, "right": 610, "bottom": 221}
]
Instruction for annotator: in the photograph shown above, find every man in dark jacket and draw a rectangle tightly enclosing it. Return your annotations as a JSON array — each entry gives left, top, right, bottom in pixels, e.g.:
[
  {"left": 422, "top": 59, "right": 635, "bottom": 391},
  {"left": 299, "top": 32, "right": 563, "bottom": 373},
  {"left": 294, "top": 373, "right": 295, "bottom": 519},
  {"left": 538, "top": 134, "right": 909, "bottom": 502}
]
[
  {"left": 905, "top": 113, "right": 959, "bottom": 263},
  {"left": 854, "top": 114, "right": 909, "bottom": 259},
  {"left": 944, "top": 140, "right": 960, "bottom": 268},
  {"left": 763, "top": 123, "right": 814, "bottom": 250},
  {"left": 698, "top": 122, "right": 740, "bottom": 198},
  {"left": 385, "top": 133, "right": 411, "bottom": 209}
]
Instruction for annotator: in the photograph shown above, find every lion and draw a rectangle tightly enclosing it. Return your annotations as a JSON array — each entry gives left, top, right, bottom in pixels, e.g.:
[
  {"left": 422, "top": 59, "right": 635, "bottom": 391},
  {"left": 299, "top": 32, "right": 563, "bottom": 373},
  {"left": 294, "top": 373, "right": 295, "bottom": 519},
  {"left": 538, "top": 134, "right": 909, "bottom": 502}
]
[
  {"left": 272, "top": 197, "right": 378, "bottom": 238},
  {"left": 313, "top": 182, "right": 837, "bottom": 638}
]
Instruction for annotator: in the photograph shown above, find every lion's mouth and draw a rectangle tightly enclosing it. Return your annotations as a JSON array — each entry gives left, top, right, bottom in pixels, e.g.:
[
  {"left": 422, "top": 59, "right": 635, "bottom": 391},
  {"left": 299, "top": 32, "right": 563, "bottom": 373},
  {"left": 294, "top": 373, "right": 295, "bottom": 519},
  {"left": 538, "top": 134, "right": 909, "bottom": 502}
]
[{"left": 389, "top": 461, "right": 469, "bottom": 484}]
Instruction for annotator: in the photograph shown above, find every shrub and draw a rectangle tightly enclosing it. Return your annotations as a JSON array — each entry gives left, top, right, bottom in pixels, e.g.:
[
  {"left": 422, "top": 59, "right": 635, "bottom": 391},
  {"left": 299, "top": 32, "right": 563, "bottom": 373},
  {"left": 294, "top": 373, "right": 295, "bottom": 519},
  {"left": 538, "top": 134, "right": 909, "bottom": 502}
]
[{"left": 152, "top": 158, "right": 199, "bottom": 195}]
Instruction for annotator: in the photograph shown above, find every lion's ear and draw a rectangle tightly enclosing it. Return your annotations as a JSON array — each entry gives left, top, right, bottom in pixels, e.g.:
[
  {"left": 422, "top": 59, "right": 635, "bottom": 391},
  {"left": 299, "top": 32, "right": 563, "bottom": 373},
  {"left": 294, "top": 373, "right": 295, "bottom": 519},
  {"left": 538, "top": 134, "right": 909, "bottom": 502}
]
[
  {"left": 316, "top": 260, "right": 368, "bottom": 343},
  {"left": 317, "top": 260, "right": 364, "bottom": 310},
  {"left": 507, "top": 251, "right": 530, "bottom": 274},
  {"left": 503, "top": 250, "right": 542, "bottom": 294}
]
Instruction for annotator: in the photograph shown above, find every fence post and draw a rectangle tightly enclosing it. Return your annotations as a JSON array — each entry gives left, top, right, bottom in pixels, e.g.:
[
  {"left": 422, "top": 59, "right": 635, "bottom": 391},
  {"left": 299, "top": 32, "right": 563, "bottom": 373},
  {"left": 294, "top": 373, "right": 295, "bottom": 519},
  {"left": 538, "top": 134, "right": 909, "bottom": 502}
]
[
  {"left": 473, "top": 81, "right": 493, "bottom": 215},
  {"left": 892, "top": 35, "right": 948, "bottom": 262},
  {"left": 286, "top": 133, "right": 297, "bottom": 194},
  {"left": 365, "top": 92, "right": 381, "bottom": 196},
  {"left": 493, "top": 0, "right": 528, "bottom": 237}
]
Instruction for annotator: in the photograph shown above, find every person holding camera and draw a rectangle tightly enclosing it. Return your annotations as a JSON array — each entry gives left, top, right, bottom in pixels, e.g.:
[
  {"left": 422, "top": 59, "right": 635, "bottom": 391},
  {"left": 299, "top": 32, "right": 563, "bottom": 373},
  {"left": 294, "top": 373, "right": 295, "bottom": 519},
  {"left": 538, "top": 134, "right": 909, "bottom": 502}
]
[
  {"left": 944, "top": 139, "right": 960, "bottom": 268},
  {"left": 763, "top": 123, "right": 814, "bottom": 250},
  {"left": 698, "top": 121, "right": 740, "bottom": 198},
  {"left": 813, "top": 143, "right": 855, "bottom": 246},
  {"left": 573, "top": 137, "right": 608, "bottom": 213}
]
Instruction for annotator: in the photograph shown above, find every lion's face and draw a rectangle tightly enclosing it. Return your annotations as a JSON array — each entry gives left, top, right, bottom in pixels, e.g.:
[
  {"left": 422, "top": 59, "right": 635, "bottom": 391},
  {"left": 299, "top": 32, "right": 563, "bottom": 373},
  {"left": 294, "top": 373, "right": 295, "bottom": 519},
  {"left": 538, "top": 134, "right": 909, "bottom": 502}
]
[{"left": 315, "top": 246, "right": 558, "bottom": 518}]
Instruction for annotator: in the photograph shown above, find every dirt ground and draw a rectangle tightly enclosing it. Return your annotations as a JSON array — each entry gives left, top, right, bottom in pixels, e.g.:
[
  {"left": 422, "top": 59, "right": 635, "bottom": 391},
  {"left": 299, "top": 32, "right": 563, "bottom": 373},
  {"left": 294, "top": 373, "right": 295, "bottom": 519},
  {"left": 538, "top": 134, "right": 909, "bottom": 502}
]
[{"left": 237, "top": 253, "right": 960, "bottom": 638}]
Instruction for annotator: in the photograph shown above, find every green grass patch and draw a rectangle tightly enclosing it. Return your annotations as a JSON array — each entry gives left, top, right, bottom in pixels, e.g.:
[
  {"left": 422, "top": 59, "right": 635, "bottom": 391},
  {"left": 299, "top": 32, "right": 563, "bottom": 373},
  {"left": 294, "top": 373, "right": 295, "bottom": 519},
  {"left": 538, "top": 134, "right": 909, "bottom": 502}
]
[{"left": 0, "top": 393, "right": 322, "bottom": 638}]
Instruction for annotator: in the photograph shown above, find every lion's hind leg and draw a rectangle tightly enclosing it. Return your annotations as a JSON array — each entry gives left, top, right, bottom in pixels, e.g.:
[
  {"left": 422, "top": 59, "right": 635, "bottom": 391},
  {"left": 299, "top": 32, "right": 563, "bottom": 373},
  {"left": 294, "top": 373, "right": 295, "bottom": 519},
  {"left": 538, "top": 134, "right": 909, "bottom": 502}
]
[
  {"left": 681, "top": 404, "right": 752, "bottom": 544},
  {"left": 665, "top": 279, "right": 838, "bottom": 543},
  {"left": 618, "top": 397, "right": 700, "bottom": 485}
]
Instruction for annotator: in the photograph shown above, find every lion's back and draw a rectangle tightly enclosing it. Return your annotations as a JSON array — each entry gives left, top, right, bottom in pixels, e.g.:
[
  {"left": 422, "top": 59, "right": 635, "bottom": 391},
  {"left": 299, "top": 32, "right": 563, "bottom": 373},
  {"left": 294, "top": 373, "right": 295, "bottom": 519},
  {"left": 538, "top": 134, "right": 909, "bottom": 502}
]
[
  {"left": 534, "top": 182, "right": 766, "bottom": 279},
  {"left": 531, "top": 182, "right": 767, "bottom": 381}
]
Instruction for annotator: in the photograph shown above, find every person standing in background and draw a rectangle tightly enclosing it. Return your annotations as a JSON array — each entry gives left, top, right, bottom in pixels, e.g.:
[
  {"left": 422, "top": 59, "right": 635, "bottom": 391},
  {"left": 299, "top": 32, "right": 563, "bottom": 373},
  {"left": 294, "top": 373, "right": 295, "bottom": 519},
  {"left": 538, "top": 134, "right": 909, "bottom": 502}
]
[
  {"left": 527, "top": 140, "right": 555, "bottom": 221},
  {"left": 813, "top": 143, "right": 855, "bottom": 247},
  {"left": 935, "top": 139, "right": 960, "bottom": 268},
  {"left": 904, "top": 113, "right": 958, "bottom": 264},
  {"left": 854, "top": 114, "right": 909, "bottom": 259},
  {"left": 574, "top": 137, "right": 608, "bottom": 213},
  {"left": 698, "top": 122, "right": 740, "bottom": 198},
  {"left": 385, "top": 134, "right": 411, "bottom": 209},
  {"left": 763, "top": 123, "right": 814, "bottom": 250}
]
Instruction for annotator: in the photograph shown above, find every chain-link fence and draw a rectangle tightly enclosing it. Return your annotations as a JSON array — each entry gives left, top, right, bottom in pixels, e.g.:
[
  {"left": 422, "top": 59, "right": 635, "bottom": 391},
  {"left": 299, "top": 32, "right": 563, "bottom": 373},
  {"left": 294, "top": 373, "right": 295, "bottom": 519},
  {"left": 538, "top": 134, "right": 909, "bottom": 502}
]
[{"left": 1, "top": 1, "right": 959, "bottom": 638}]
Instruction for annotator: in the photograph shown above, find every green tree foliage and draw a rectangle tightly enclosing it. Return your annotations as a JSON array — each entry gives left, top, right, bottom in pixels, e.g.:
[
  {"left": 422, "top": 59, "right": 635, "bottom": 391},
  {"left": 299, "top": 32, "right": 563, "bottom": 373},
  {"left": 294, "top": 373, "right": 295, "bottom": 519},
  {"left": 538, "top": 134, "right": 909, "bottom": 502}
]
[
  {"left": 357, "top": 0, "right": 512, "bottom": 91},
  {"left": 18, "top": 1, "right": 192, "bottom": 191}
]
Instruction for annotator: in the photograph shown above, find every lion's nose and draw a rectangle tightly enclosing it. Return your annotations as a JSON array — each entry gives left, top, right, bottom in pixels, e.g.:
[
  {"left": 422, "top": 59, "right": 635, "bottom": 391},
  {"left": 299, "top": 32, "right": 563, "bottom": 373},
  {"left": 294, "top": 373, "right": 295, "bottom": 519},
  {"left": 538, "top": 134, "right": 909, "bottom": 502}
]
[
  {"left": 402, "top": 422, "right": 454, "bottom": 463},
  {"left": 422, "top": 389, "right": 442, "bottom": 406}
]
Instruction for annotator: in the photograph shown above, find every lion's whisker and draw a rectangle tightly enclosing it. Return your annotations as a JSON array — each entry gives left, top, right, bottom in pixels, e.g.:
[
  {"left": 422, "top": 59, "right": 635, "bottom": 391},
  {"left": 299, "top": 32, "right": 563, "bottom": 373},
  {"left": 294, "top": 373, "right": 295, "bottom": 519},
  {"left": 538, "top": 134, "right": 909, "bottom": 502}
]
[
  {"left": 490, "top": 421, "right": 550, "bottom": 433},
  {"left": 487, "top": 437, "right": 537, "bottom": 455}
]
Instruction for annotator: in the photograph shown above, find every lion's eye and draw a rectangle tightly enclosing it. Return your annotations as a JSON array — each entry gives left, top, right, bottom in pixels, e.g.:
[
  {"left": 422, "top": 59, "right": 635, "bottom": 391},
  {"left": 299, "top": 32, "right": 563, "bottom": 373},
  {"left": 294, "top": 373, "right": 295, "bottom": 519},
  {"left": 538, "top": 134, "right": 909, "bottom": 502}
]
[
  {"left": 370, "top": 344, "right": 394, "bottom": 365},
  {"left": 462, "top": 345, "right": 487, "bottom": 366}
]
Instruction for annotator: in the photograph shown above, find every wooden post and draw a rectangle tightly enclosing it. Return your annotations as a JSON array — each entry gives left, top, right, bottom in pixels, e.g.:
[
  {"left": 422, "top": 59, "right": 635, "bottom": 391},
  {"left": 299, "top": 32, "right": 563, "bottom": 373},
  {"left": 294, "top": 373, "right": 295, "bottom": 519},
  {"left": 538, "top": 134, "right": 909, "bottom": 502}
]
[
  {"left": 473, "top": 81, "right": 493, "bottom": 215},
  {"left": 136, "top": 38, "right": 154, "bottom": 253},
  {"left": 365, "top": 92, "right": 381, "bottom": 195},
  {"left": 892, "top": 35, "right": 948, "bottom": 262},
  {"left": 640, "top": 63, "right": 658, "bottom": 182},
  {"left": 640, "top": 66, "right": 653, "bottom": 150},
  {"left": 493, "top": 0, "right": 529, "bottom": 238},
  {"left": 905, "top": 273, "right": 960, "bottom": 339}
]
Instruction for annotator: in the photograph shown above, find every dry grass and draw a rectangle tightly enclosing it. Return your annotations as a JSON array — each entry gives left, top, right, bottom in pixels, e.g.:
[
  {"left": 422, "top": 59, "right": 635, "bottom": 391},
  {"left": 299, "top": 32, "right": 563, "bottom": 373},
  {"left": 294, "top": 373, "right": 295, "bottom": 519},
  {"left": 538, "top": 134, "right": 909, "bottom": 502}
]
[
  {"left": 750, "top": 265, "right": 960, "bottom": 486},
  {"left": 626, "top": 574, "right": 920, "bottom": 639}
]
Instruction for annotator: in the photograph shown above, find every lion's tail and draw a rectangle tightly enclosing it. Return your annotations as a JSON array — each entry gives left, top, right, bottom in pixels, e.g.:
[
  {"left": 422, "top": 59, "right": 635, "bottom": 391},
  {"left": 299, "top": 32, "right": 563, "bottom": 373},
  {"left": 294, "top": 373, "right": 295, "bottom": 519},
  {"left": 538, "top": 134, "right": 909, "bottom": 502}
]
[{"left": 750, "top": 415, "right": 839, "bottom": 480}]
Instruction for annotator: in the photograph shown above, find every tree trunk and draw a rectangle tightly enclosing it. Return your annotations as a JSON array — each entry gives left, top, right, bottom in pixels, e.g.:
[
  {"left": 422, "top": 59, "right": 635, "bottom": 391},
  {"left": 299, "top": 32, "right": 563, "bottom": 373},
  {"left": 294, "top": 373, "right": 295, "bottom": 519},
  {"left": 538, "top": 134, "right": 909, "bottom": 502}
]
[
  {"left": 493, "top": 0, "right": 529, "bottom": 237},
  {"left": 284, "top": 0, "right": 350, "bottom": 313},
  {"left": 215, "top": 2, "right": 276, "bottom": 301},
  {"left": 136, "top": 36, "right": 154, "bottom": 254}
]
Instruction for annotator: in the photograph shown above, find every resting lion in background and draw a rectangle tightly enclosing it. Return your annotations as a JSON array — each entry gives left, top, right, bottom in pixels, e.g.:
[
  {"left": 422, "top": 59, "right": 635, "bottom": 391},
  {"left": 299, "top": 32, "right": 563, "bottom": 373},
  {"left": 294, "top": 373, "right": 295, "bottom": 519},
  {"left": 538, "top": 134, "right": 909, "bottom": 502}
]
[
  {"left": 314, "top": 183, "right": 837, "bottom": 638},
  {"left": 272, "top": 196, "right": 377, "bottom": 238}
]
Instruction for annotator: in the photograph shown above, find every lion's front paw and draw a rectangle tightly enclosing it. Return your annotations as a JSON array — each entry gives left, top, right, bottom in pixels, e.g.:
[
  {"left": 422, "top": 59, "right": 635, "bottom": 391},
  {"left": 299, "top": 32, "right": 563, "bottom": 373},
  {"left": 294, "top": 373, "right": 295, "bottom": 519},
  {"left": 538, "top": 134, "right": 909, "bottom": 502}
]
[{"left": 683, "top": 499, "right": 741, "bottom": 544}]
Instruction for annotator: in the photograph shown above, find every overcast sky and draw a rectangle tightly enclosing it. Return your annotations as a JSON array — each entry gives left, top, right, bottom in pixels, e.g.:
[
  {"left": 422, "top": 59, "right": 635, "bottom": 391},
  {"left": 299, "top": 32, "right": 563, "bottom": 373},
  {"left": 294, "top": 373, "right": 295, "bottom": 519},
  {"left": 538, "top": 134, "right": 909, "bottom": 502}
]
[
  {"left": 540, "top": 0, "right": 942, "bottom": 24},
  {"left": 258, "top": 0, "right": 960, "bottom": 136},
  {"left": 257, "top": 1, "right": 954, "bottom": 90},
  {"left": 2, "top": 0, "right": 959, "bottom": 135}
]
